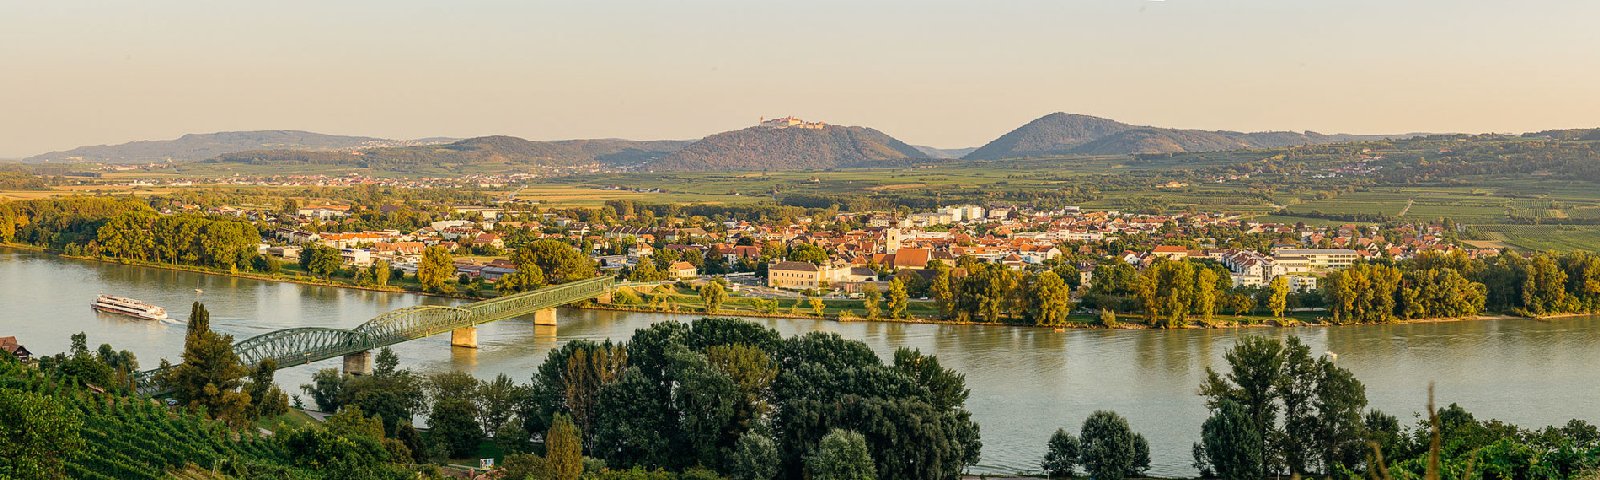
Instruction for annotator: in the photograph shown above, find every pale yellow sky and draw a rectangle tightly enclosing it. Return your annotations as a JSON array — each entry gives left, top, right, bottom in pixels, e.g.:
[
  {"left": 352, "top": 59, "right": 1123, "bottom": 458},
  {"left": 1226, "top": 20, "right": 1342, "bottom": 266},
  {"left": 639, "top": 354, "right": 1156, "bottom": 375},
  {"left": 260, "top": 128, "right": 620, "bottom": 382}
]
[{"left": 3, "top": 0, "right": 1598, "bottom": 157}]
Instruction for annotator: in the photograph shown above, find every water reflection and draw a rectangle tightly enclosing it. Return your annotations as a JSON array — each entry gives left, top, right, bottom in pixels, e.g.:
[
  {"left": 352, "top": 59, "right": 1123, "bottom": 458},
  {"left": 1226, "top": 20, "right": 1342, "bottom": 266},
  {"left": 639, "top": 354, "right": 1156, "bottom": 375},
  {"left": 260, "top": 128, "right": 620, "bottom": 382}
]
[{"left": 3, "top": 248, "right": 1598, "bottom": 477}]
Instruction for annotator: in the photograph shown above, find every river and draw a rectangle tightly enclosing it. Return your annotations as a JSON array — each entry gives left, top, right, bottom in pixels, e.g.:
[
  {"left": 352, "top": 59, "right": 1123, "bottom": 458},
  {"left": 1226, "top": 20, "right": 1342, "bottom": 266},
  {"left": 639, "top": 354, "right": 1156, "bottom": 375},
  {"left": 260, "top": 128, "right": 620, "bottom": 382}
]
[{"left": 3, "top": 248, "right": 1598, "bottom": 477}]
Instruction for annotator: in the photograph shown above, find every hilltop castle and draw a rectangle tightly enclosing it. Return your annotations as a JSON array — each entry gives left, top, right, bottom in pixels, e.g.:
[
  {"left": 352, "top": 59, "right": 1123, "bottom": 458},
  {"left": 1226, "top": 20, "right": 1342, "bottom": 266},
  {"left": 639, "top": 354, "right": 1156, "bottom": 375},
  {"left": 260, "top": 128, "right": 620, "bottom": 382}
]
[{"left": 757, "top": 116, "right": 826, "bottom": 130}]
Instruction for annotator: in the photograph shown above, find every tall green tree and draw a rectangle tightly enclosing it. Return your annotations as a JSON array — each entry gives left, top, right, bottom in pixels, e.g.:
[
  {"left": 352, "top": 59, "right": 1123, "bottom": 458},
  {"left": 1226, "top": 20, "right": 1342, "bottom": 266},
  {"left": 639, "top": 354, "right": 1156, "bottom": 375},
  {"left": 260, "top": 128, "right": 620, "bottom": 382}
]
[
  {"left": 417, "top": 245, "right": 455, "bottom": 293},
  {"left": 861, "top": 283, "right": 882, "bottom": 320},
  {"left": 1195, "top": 268, "right": 1219, "bottom": 323},
  {"left": 887, "top": 278, "right": 910, "bottom": 319},
  {"left": 1268, "top": 276, "right": 1290, "bottom": 318},
  {"left": 1522, "top": 253, "right": 1569, "bottom": 315},
  {"left": 1029, "top": 270, "right": 1072, "bottom": 327},
  {"left": 1196, "top": 399, "right": 1263, "bottom": 480},
  {"left": 162, "top": 302, "right": 252, "bottom": 427},
  {"left": 547, "top": 413, "right": 583, "bottom": 480},
  {"left": 700, "top": 280, "right": 728, "bottom": 314}
]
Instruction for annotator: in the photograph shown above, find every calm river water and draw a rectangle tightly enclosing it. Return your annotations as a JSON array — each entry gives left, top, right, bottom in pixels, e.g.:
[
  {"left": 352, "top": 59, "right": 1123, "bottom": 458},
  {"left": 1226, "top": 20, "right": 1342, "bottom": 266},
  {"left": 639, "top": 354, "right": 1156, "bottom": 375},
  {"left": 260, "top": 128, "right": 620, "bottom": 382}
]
[{"left": 3, "top": 248, "right": 1598, "bottom": 477}]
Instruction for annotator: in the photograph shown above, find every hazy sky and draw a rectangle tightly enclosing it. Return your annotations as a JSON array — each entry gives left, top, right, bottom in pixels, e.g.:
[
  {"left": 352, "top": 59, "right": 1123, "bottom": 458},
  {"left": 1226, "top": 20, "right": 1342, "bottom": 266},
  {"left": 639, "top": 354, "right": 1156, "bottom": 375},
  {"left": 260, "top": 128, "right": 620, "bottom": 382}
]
[{"left": 3, "top": 0, "right": 1598, "bottom": 157}]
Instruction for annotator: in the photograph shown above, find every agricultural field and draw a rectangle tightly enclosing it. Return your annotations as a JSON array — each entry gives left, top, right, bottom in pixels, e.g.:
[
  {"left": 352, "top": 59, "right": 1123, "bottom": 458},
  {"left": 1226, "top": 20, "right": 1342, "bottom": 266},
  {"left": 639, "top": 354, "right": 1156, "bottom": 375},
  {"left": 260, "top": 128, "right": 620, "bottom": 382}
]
[
  {"left": 1473, "top": 225, "right": 1600, "bottom": 252},
  {"left": 514, "top": 185, "right": 762, "bottom": 207}
]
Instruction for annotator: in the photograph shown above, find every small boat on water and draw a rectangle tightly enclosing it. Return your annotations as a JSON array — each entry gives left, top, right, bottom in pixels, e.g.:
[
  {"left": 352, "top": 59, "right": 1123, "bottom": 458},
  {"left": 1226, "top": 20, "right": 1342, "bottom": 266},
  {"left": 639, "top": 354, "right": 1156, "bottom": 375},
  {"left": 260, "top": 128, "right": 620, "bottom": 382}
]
[{"left": 91, "top": 295, "right": 169, "bottom": 321}]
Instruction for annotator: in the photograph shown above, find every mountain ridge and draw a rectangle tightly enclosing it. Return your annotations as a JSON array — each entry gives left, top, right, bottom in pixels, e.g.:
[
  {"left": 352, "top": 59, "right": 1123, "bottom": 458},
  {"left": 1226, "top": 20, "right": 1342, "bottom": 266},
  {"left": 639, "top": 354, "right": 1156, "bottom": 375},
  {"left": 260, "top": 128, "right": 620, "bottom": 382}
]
[
  {"left": 964, "top": 113, "right": 1401, "bottom": 159},
  {"left": 24, "top": 130, "right": 408, "bottom": 163},
  {"left": 646, "top": 124, "right": 929, "bottom": 172},
  {"left": 212, "top": 136, "right": 693, "bottom": 169}
]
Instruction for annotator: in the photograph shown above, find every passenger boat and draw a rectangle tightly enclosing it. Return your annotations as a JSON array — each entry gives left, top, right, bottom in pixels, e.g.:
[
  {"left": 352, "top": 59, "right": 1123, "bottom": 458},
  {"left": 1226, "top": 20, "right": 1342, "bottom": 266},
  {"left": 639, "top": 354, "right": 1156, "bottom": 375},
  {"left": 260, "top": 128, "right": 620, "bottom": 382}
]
[{"left": 91, "top": 295, "right": 169, "bottom": 321}]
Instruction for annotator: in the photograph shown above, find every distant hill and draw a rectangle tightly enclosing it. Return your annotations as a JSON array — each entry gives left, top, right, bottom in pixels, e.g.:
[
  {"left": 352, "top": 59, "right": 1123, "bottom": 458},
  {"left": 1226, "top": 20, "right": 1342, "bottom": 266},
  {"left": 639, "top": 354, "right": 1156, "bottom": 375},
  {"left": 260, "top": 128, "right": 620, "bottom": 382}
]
[
  {"left": 913, "top": 145, "right": 978, "bottom": 159},
  {"left": 964, "top": 113, "right": 1397, "bottom": 159},
  {"left": 213, "top": 136, "right": 692, "bottom": 169},
  {"left": 649, "top": 125, "right": 928, "bottom": 171},
  {"left": 25, "top": 130, "right": 405, "bottom": 163},
  {"left": 1523, "top": 128, "right": 1600, "bottom": 141}
]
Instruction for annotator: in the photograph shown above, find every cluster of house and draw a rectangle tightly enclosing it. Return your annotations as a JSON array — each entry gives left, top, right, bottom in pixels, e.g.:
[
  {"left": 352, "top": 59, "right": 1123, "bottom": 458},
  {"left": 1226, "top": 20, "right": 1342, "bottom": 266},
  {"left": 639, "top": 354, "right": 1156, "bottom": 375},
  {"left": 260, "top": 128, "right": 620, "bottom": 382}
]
[
  {"left": 239, "top": 197, "right": 1489, "bottom": 295},
  {"left": 1, "top": 336, "right": 30, "bottom": 363}
]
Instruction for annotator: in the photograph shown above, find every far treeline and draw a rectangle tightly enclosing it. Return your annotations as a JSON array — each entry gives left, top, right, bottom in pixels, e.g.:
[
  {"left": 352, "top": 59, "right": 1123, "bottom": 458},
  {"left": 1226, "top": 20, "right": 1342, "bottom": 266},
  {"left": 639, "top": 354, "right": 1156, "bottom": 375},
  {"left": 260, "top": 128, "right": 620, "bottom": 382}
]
[
  {"left": 886, "top": 248, "right": 1598, "bottom": 328},
  {"left": 4, "top": 197, "right": 1599, "bottom": 326}
]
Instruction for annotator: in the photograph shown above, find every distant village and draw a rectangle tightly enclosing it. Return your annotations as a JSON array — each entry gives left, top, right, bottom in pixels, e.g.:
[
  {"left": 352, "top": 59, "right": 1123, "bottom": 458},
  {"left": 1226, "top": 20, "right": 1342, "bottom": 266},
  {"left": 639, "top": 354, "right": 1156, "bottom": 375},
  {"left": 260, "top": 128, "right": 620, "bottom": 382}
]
[{"left": 187, "top": 197, "right": 1491, "bottom": 300}]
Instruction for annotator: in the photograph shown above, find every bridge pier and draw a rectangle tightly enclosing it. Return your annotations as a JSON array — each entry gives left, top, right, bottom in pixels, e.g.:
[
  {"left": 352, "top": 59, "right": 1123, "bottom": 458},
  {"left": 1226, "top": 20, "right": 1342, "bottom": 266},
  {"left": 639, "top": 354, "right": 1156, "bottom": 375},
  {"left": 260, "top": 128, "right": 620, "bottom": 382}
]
[
  {"left": 533, "top": 307, "right": 557, "bottom": 326},
  {"left": 451, "top": 327, "right": 479, "bottom": 349},
  {"left": 343, "top": 351, "right": 373, "bottom": 376},
  {"left": 596, "top": 291, "right": 613, "bottom": 304}
]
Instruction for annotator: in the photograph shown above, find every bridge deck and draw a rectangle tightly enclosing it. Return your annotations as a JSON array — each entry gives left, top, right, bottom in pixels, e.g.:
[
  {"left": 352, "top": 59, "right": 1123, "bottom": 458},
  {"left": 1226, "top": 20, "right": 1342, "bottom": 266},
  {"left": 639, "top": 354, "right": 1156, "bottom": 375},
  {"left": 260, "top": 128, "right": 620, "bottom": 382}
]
[{"left": 137, "top": 276, "right": 612, "bottom": 392}]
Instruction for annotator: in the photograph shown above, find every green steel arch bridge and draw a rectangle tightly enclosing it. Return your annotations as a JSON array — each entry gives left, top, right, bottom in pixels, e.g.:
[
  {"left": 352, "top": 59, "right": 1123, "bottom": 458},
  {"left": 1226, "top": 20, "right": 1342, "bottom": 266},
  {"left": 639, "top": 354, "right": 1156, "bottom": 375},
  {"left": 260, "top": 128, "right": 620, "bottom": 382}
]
[{"left": 137, "top": 276, "right": 613, "bottom": 394}]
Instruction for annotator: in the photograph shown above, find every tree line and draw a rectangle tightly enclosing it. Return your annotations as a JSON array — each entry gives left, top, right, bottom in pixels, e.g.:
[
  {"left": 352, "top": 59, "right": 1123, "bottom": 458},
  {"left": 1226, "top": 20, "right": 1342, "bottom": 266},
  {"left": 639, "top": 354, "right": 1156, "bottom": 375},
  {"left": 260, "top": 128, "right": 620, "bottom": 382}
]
[{"left": 1034, "top": 335, "right": 1600, "bottom": 479}]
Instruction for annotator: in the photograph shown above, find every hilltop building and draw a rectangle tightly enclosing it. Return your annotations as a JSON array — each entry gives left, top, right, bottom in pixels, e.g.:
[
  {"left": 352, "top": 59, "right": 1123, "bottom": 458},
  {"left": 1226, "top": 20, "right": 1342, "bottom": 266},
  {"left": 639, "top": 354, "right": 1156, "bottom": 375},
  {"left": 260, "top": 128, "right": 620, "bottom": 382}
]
[{"left": 757, "top": 116, "right": 827, "bottom": 130}]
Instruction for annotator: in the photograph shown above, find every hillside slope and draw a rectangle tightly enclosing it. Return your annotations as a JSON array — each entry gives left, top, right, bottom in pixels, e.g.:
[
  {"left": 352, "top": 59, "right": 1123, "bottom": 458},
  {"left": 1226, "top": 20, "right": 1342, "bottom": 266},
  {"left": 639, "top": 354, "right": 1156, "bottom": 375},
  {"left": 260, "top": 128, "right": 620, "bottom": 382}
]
[
  {"left": 214, "top": 136, "right": 692, "bottom": 169},
  {"left": 649, "top": 125, "right": 927, "bottom": 171},
  {"left": 965, "top": 113, "right": 1396, "bottom": 159},
  {"left": 26, "top": 130, "right": 398, "bottom": 163}
]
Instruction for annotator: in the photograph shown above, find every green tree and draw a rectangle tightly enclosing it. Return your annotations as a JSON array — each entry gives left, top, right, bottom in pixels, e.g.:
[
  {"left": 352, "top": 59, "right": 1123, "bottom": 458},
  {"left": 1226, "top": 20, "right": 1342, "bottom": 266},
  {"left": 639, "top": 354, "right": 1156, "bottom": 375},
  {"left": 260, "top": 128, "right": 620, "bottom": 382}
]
[
  {"left": 428, "top": 395, "right": 483, "bottom": 458},
  {"left": 547, "top": 413, "right": 584, "bottom": 480},
  {"left": 861, "top": 283, "right": 882, "bottom": 320},
  {"left": 300, "top": 244, "right": 343, "bottom": 279},
  {"left": 1196, "top": 399, "right": 1263, "bottom": 480},
  {"left": 1268, "top": 276, "right": 1290, "bottom": 318},
  {"left": 1137, "top": 259, "right": 1197, "bottom": 328},
  {"left": 162, "top": 302, "right": 252, "bottom": 427},
  {"left": 786, "top": 243, "right": 829, "bottom": 265},
  {"left": 418, "top": 245, "right": 455, "bottom": 293},
  {"left": 1042, "top": 427, "right": 1081, "bottom": 478},
  {"left": 805, "top": 429, "right": 877, "bottom": 480},
  {"left": 1029, "top": 270, "right": 1072, "bottom": 327},
  {"left": 245, "top": 359, "right": 290, "bottom": 419},
  {"left": 1195, "top": 268, "right": 1219, "bottom": 323},
  {"left": 930, "top": 264, "right": 956, "bottom": 318},
  {"left": 808, "top": 294, "right": 826, "bottom": 317},
  {"left": 887, "top": 278, "right": 910, "bottom": 319},
  {"left": 369, "top": 259, "right": 391, "bottom": 287},
  {"left": 1322, "top": 262, "right": 1403, "bottom": 323},
  {"left": 1079, "top": 410, "right": 1147, "bottom": 480},
  {"left": 0, "top": 391, "right": 84, "bottom": 478},
  {"left": 1198, "top": 336, "right": 1281, "bottom": 474},
  {"left": 1098, "top": 309, "right": 1119, "bottom": 328},
  {"left": 629, "top": 258, "right": 666, "bottom": 282},
  {"left": 700, "top": 280, "right": 728, "bottom": 314},
  {"left": 477, "top": 373, "right": 525, "bottom": 437},
  {"left": 729, "top": 431, "right": 780, "bottom": 480},
  {"left": 1522, "top": 253, "right": 1569, "bottom": 315}
]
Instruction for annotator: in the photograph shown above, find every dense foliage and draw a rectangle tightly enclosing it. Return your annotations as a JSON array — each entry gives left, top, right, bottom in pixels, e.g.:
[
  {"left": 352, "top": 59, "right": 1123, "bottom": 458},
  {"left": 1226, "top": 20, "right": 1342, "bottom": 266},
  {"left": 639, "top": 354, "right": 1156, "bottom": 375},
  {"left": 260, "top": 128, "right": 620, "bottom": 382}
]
[
  {"left": 1189, "top": 335, "right": 1600, "bottom": 478},
  {"left": 1, "top": 344, "right": 302, "bottom": 479},
  {"left": 519, "top": 317, "right": 981, "bottom": 479}
]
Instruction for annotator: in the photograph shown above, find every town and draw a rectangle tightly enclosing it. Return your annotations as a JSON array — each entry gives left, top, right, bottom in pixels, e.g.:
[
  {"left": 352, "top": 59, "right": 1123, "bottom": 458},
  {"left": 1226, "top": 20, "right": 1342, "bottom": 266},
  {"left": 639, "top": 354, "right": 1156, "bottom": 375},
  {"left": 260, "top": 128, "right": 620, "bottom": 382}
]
[{"left": 224, "top": 198, "right": 1481, "bottom": 306}]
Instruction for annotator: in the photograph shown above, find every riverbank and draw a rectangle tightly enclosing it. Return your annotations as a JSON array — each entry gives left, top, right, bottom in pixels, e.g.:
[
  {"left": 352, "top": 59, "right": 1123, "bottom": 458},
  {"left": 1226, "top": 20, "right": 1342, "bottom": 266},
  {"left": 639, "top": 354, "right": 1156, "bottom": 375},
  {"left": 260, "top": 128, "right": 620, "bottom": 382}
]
[{"left": 6, "top": 245, "right": 1576, "bottom": 331}]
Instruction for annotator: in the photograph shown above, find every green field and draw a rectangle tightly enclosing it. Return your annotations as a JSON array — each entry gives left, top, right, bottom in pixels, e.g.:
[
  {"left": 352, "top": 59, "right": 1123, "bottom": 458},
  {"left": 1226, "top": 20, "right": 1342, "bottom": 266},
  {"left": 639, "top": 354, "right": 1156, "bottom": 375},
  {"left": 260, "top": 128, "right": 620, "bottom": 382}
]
[{"left": 1474, "top": 225, "right": 1600, "bottom": 252}]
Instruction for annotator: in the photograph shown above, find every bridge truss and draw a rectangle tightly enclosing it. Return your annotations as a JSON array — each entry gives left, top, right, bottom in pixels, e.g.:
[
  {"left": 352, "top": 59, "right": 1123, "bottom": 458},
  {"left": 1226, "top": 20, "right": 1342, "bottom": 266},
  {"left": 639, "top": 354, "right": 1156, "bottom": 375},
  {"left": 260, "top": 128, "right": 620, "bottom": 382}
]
[{"left": 138, "top": 276, "right": 612, "bottom": 392}]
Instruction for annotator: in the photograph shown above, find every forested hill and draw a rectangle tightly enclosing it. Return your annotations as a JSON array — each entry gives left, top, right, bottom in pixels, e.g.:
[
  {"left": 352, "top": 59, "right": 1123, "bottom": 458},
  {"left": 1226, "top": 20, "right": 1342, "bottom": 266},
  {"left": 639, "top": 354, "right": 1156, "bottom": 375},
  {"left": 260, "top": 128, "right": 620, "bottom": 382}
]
[
  {"left": 25, "top": 130, "right": 400, "bottom": 163},
  {"left": 647, "top": 125, "right": 929, "bottom": 171},
  {"left": 963, "top": 112, "right": 1397, "bottom": 159},
  {"left": 212, "top": 136, "right": 693, "bottom": 170}
]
